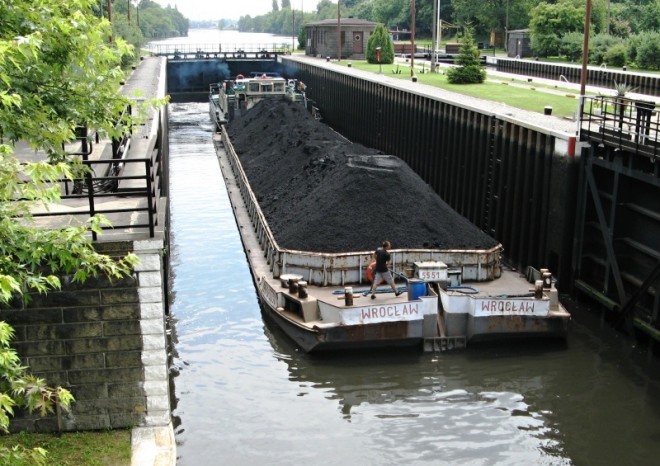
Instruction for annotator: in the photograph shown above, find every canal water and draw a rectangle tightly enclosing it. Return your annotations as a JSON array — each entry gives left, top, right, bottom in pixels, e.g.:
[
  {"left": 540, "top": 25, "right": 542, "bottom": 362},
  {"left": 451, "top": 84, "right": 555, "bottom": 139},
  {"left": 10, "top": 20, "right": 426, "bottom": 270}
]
[{"left": 166, "top": 102, "right": 660, "bottom": 465}]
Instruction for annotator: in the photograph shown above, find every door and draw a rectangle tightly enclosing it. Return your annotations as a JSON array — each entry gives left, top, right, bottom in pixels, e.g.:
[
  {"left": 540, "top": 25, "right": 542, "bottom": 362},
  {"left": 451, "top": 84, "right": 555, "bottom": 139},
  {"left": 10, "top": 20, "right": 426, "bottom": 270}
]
[{"left": 352, "top": 31, "right": 363, "bottom": 54}]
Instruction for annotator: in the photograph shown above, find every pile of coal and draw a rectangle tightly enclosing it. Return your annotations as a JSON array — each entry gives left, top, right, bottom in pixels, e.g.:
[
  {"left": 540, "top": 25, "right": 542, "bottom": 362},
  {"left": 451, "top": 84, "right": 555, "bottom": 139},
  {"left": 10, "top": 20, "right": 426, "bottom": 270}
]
[{"left": 226, "top": 99, "right": 499, "bottom": 253}]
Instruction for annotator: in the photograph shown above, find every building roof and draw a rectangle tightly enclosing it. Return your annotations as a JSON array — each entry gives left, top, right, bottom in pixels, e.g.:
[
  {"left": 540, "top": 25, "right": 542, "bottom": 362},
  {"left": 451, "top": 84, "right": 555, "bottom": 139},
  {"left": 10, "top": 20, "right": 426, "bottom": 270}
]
[{"left": 306, "top": 18, "right": 379, "bottom": 28}]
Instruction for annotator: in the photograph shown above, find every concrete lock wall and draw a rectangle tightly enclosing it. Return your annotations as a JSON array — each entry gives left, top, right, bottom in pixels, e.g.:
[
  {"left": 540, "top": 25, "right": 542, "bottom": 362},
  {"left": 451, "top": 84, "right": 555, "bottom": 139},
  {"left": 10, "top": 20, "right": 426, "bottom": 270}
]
[{"left": 0, "top": 239, "right": 170, "bottom": 432}]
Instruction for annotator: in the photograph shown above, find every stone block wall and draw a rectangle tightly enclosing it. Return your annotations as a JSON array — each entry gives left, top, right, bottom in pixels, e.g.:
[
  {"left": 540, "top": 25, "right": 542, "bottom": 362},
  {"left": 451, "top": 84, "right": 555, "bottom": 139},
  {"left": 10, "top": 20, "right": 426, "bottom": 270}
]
[{"left": 0, "top": 239, "right": 170, "bottom": 432}]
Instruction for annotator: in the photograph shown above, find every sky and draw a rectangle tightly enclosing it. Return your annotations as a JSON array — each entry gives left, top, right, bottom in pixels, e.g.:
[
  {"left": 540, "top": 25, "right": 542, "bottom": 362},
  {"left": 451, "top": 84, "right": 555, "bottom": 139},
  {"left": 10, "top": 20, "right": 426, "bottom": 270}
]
[{"left": 153, "top": 0, "right": 315, "bottom": 21}]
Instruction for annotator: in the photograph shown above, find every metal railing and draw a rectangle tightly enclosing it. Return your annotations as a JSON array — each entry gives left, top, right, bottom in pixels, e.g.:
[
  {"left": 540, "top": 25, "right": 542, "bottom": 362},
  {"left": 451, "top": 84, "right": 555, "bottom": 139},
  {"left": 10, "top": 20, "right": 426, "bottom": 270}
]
[
  {"left": 147, "top": 43, "right": 293, "bottom": 59},
  {"left": 29, "top": 117, "right": 163, "bottom": 240},
  {"left": 580, "top": 95, "right": 659, "bottom": 160}
]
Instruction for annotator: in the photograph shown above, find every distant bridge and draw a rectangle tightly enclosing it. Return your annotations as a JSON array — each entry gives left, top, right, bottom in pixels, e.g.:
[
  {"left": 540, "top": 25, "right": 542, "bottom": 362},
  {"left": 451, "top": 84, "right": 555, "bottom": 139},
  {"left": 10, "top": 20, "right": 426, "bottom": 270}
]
[{"left": 146, "top": 43, "right": 294, "bottom": 60}]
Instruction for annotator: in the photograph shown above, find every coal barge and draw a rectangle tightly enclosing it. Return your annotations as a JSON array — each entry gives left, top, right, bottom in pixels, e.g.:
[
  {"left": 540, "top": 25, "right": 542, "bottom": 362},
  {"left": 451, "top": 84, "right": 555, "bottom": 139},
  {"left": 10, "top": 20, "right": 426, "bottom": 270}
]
[{"left": 211, "top": 90, "right": 570, "bottom": 353}]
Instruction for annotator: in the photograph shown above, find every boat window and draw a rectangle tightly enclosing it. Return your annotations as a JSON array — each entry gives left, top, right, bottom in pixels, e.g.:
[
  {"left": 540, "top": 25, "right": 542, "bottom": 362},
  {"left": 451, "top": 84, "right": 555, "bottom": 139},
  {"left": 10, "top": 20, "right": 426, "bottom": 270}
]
[
  {"left": 273, "top": 83, "right": 285, "bottom": 92},
  {"left": 248, "top": 82, "right": 260, "bottom": 92}
]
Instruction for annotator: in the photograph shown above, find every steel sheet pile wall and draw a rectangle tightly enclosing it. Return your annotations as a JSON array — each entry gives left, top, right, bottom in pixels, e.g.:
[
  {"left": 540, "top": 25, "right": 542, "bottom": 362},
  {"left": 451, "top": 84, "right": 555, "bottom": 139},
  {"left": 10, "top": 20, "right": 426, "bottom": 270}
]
[
  {"left": 496, "top": 58, "right": 660, "bottom": 97},
  {"left": 284, "top": 60, "right": 576, "bottom": 279}
]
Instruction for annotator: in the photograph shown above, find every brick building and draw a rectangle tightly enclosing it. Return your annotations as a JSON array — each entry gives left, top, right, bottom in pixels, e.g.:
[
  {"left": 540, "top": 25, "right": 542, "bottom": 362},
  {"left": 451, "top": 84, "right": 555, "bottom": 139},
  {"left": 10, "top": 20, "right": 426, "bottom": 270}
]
[{"left": 305, "top": 18, "right": 378, "bottom": 60}]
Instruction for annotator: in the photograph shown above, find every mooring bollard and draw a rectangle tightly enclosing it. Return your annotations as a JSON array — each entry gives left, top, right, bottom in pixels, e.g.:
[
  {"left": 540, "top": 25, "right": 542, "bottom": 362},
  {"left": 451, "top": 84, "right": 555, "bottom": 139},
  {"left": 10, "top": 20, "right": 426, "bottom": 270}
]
[{"left": 344, "top": 287, "right": 353, "bottom": 306}]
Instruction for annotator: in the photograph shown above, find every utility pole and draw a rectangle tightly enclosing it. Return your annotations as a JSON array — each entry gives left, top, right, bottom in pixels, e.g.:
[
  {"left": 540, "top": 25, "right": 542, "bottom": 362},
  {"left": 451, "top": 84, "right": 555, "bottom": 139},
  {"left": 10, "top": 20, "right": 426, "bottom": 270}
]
[
  {"left": 410, "top": 0, "right": 415, "bottom": 77},
  {"left": 128, "top": 0, "right": 131, "bottom": 25},
  {"left": 431, "top": 0, "right": 437, "bottom": 73},
  {"left": 337, "top": 1, "right": 341, "bottom": 62},
  {"left": 578, "top": 0, "right": 592, "bottom": 130},
  {"left": 107, "top": 0, "right": 112, "bottom": 42}
]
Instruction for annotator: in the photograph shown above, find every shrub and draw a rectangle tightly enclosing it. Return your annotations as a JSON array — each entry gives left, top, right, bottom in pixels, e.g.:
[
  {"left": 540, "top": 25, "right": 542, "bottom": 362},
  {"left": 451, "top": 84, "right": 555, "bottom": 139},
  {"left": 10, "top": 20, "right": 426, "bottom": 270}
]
[
  {"left": 560, "top": 32, "right": 584, "bottom": 62},
  {"left": 626, "top": 33, "right": 642, "bottom": 63},
  {"left": 447, "top": 65, "right": 486, "bottom": 84},
  {"left": 532, "top": 33, "right": 561, "bottom": 58},
  {"left": 636, "top": 31, "right": 660, "bottom": 70},
  {"left": 589, "top": 33, "right": 622, "bottom": 65},
  {"left": 603, "top": 43, "right": 627, "bottom": 68}
]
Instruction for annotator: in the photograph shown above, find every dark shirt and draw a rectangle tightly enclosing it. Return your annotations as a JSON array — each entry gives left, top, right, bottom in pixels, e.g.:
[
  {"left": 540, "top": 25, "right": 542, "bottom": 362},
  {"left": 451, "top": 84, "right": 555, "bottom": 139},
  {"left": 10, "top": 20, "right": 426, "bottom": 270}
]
[{"left": 374, "top": 247, "right": 390, "bottom": 273}]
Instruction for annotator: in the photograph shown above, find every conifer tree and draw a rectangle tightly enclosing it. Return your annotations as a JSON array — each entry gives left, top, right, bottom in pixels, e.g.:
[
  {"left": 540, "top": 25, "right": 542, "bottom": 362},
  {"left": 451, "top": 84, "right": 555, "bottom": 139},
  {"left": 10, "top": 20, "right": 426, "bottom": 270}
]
[
  {"left": 446, "top": 26, "right": 486, "bottom": 84},
  {"left": 367, "top": 24, "right": 395, "bottom": 64}
]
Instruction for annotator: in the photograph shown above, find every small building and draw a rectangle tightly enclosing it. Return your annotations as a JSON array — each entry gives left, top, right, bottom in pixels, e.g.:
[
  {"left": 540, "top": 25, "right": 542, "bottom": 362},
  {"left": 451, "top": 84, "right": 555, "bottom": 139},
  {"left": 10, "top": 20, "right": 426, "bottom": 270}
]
[
  {"left": 305, "top": 18, "right": 379, "bottom": 60},
  {"left": 506, "top": 29, "right": 532, "bottom": 58}
]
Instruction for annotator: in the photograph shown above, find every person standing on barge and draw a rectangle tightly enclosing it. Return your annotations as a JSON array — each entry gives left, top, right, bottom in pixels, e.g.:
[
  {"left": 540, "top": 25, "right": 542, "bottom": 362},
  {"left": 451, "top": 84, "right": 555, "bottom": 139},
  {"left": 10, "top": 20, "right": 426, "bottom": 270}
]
[{"left": 368, "top": 241, "right": 402, "bottom": 299}]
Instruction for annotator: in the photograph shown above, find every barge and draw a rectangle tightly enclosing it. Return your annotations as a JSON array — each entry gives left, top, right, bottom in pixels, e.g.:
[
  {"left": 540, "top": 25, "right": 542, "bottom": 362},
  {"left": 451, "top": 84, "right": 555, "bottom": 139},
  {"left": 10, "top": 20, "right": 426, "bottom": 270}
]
[
  {"left": 209, "top": 75, "right": 307, "bottom": 130},
  {"left": 212, "top": 105, "right": 571, "bottom": 352}
]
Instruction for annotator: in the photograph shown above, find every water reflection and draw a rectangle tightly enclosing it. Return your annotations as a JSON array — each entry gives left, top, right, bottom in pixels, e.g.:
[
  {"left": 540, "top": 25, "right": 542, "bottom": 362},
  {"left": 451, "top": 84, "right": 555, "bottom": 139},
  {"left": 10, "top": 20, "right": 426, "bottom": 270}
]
[
  {"left": 167, "top": 102, "right": 660, "bottom": 466},
  {"left": 262, "top": 310, "right": 570, "bottom": 465}
]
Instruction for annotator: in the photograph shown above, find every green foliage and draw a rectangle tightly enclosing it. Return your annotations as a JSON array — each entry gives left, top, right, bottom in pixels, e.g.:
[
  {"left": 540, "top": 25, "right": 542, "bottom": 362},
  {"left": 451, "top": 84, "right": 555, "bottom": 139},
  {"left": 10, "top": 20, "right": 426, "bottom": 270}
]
[
  {"left": 447, "top": 65, "right": 487, "bottom": 84},
  {"left": 635, "top": 30, "right": 660, "bottom": 70},
  {"left": 603, "top": 43, "right": 627, "bottom": 68},
  {"left": 619, "top": 0, "right": 660, "bottom": 34},
  {"left": 560, "top": 31, "right": 584, "bottom": 62},
  {"left": 589, "top": 33, "right": 623, "bottom": 65},
  {"left": 0, "top": 429, "right": 131, "bottom": 465},
  {"left": 366, "top": 25, "right": 395, "bottom": 64},
  {"left": 0, "top": 1, "right": 148, "bottom": 461},
  {"left": 447, "top": 28, "right": 486, "bottom": 84},
  {"left": 530, "top": 0, "right": 585, "bottom": 57},
  {"left": 0, "top": 322, "right": 73, "bottom": 463}
]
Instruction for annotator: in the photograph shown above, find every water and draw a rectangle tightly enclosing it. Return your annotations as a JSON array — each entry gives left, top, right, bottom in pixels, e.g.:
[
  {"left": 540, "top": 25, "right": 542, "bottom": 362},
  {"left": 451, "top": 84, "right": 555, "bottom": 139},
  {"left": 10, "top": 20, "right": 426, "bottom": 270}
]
[
  {"left": 166, "top": 102, "right": 660, "bottom": 466},
  {"left": 163, "top": 31, "right": 660, "bottom": 465}
]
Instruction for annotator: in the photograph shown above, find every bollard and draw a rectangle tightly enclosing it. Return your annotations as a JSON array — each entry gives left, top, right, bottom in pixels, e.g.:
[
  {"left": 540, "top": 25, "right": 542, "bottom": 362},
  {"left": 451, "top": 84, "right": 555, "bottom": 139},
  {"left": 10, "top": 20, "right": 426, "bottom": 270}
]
[
  {"left": 344, "top": 287, "right": 353, "bottom": 306},
  {"left": 298, "top": 281, "right": 308, "bottom": 299},
  {"left": 288, "top": 278, "right": 299, "bottom": 294},
  {"left": 542, "top": 272, "right": 552, "bottom": 289},
  {"left": 534, "top": 280, "right": 544, "bottom": 299}
]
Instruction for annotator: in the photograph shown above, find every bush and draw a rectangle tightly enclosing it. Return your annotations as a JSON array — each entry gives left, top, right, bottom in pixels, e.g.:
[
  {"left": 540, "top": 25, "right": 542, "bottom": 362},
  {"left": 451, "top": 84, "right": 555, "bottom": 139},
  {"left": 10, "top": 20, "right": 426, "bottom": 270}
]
[
  {"left": 626, "top": 33, "right": 642, "bottom": 63},
  {"left": 589, "top": 33, "right": 622, "bottom": 65},
  {"left": 636, "top": 31, "right": 660, "bottom": 70},
  {"left": 532, "top": 33, "right": 561, "bottom": 58},
  {"left": 447, "top": 65, "right": 486, "bottom": 84},
  {"left": 560, "top": 32, "right": 584, "bottom": 62},
  {"left": 603, "top": 43, "right": 627, "bottom": 68}
]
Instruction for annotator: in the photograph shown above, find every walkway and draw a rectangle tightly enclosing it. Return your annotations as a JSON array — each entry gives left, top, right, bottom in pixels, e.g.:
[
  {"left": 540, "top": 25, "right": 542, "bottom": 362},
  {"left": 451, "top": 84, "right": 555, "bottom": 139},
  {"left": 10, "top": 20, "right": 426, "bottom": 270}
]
[{"left": 12, "top": 55, "right": 176, "bottom": 466}]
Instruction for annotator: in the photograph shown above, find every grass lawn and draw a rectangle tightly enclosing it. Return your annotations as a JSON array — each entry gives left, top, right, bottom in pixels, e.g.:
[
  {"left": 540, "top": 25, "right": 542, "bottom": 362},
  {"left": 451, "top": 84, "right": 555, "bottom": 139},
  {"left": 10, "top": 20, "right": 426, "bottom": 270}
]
[
  {"left": 0, "top": 430, "right": 131, "bottom": 466},
  {"left": 344, "top": 61, "right": 586, "bottom": 120}
]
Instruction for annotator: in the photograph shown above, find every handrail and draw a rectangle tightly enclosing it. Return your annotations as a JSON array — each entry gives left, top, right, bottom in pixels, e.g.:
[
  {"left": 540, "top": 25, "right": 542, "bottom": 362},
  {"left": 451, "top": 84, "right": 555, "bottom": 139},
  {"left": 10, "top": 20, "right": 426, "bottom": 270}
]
[
  {"left": 147, "top": 43, "right": 293, "bottom": 59},
  {"left": 580, "top": 95, "right": 659, "bottom": 161}
]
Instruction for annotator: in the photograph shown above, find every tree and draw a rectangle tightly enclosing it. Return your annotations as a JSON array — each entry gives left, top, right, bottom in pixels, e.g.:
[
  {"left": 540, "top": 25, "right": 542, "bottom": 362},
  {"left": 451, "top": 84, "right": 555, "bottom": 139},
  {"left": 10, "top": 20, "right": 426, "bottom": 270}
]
[
  {"left": 0, "top": 0, "right": 143, "bottom": 459},
  {"left": 529, "top": 0, "right": 585, "bottom": 57},
  {"left": 446, "top": 26, "right": 486, "bottom": 84},
  {"left": 367, "top": 24, "right": 395, "bottom": 64}
]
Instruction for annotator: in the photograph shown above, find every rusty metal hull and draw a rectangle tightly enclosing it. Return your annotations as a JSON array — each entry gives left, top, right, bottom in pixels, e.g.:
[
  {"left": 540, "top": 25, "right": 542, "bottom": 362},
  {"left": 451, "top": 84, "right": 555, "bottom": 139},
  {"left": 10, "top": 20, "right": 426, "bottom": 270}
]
[{"left": 263, "top": 305, "right": 425, "bottom": 352}]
